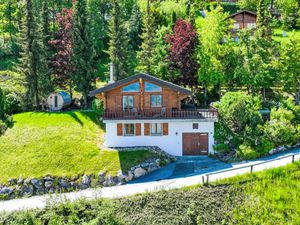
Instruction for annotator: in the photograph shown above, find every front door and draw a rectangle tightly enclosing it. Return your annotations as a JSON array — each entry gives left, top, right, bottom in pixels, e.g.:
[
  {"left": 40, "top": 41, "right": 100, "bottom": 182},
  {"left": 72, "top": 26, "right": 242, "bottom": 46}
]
[{"left": 182, "top": 133, "right": 209, "bottom": 155}]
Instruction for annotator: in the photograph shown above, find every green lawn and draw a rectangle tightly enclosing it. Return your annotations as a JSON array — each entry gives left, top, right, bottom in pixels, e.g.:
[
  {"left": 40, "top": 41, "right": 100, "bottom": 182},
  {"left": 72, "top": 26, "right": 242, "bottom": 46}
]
[
  {"left": 272, "top": 28, "right": 300, "bottom": 42},
  {"left": 1, "top": 161, "right": 299, "bottom": 224},
  {"left": 0, "top": 111, "right": 156, "bottom": 184}
]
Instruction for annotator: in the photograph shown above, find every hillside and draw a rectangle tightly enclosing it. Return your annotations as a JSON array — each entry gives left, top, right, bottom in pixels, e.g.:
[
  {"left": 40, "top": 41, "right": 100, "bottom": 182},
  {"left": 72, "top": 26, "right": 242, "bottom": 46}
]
[
  {"left": 1, "top": 161, "right": 299, "bottom": 224},
  {"left": 0, "top": 111, "right": 157, "bottom": 184}
]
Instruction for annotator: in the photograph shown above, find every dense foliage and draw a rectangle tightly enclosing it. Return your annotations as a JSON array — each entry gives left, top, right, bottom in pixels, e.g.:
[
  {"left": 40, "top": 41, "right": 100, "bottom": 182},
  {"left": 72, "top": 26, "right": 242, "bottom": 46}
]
[{"left": 1, "top": 161, "right": 299, "bottom": 224}]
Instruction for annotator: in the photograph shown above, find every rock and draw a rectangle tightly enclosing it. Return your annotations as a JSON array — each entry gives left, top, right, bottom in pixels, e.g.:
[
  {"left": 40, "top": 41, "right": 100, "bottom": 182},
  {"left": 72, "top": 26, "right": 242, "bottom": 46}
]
[
  {"left": 155, "top": 159, "right": 161, "bottom": 165},
  {"left": 8, "top": 178, "right": 17, "bottom": 185},
  {"left": 104, "top": 175, "right": 117, "bottom": 187},
  {"left": 277, "top": 146, "right": 287, "bottom": 152},
  {"left": 35, "top": 187, "right": 45, "bottom": 195},
  {"left": 117, "top": 171, "right": 127, "bottom": 184},
  {"left": 140, "top": 162, "right": 149, "bottom": 169},
  {"left": 98, "top": 172, "right": 106, "bottom": 184},
  {"left": 134, "top": 167, "right": 147, "bottom": 178},
  {"left": 269, "top": 148, "right": 277, "bottom": 155},
  {"left": 44, "top": 180, "right": 53, "bottom": 189},
  {"left": 31, "top": 179, "right": 43, "bottom": 189},
  {"left": 17, "top": 177, "right": 24, "bottom": 185},
  {"left": 24, "top": 178, "right": 31, "bottom": 185},
  {"left": 19, "top": 185, "right": 34, "bottom": 196},
  {"left": 0, "top": 187, "right": 14, "bottom": 195},
  {"left": 58, "top": 178, "right": 70, "bottom": 189},
  {"left": 147, "top": 163, "right": 158, "bottom": 173},
  {"left": 126, "top": 172, "right": 134, "bottom": 182},
  {"left": 81, "top": 174, "right": 91, "bottom": 186}
]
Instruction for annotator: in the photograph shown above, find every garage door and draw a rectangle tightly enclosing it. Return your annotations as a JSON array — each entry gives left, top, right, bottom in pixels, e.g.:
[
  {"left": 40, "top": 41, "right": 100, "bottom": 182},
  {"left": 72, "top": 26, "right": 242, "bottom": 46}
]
[{"left": 182, "top": 133, "right": 209, "bottom": 155}]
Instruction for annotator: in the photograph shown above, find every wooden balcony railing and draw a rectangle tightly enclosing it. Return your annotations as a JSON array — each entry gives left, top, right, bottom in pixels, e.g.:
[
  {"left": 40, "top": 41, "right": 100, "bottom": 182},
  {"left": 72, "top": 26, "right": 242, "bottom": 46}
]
[{"left": 103, "top": 108, "right": 218, "bottom": 120}]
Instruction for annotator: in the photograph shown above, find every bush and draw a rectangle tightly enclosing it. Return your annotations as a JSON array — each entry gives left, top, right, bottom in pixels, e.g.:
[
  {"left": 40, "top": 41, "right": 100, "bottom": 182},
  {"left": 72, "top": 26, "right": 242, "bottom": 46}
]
[
  {"left": 237, "top": 144, "right": 259, "bottom": 160},
  {"left": 92, "top": 99, "right": 104, "bottom": 119},
  {"left": 213, "top": 143, "right": 231, "bottom": 153},
  {"left": 215, "top": 92, "right": 263, "bottom": 146},
  {"left": 263, "top": 107, "right": 299, "bottom": 146}
]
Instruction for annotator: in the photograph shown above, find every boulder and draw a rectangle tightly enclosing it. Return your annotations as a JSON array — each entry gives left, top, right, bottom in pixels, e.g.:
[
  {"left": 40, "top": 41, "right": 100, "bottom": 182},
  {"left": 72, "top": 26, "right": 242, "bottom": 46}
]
[
  {"left": 58, "top": 178, "right": 70, "bottom": 190},
  {"left": 104, "top": 175, "right": 117, "bottom": 187},
  {"left": 17, "top": 177, "right": 24, "bottom": 185},
  {"left": 19, "top": 185, "right": 34, "bottom": 197},
  {"left": 126, "top": 172, "right": 134, "bottom": 182},
  {"left": 277, "top": 146, "right": 287, "bottom": 152},
  {"left": 44, "top": 180, "right": 53, "bottom": 189},
  {"left": 147, "top": 163, "right": 159, "bottom": 173},
  {"left": 31, "top": 179, "right": 43, "bottom": 189},
  {"left": 24, "top": 178, "right": 31, "bottom": 185},
  {"left": 8, "top": 178, "right": 17, "bottom": 185},
  {"left": 140, "top": 162, "right": 149, "bottom": 169},
  {"left": 134, "top": 167, "right": 147, "bottom": 178},
  {"left": 98, "top": 172, "right": 106, "bottom": 184},
  {"left": 117, "top": 171, "right": 127, "bottom": 184},
  {"left": 81, "top": 174, "right": 91, "bottom": 186},
  {"left": 0, "top": 187, "right": 14, "bottom": 195}
]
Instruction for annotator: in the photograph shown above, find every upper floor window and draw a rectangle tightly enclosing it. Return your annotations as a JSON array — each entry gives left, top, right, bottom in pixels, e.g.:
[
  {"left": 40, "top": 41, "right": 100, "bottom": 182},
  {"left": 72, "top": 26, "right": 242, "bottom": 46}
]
[
  {"left": 145, "top": 82, "right": 162, "bottom": 92},
  {"left": 122, "top": 82, "right": 139, "bottom": 92},
  {"left": 123, "top": 95, "right": 134, "bottom": 111},
  {"left": 150, "top": 123, "right": 162, "bottom": 136},
  {"left": 151, "top": 95, "right": 162, "bottom": 107},
  {"left": 233, "top": 23, "right": 240, "bottom": 29}
]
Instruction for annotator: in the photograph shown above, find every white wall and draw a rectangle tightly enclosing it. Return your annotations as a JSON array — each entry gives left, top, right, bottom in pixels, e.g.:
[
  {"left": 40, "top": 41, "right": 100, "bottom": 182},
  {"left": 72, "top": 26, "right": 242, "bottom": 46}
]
[{"left": 104, "top": 120, "right": 215, "bottom": 156}]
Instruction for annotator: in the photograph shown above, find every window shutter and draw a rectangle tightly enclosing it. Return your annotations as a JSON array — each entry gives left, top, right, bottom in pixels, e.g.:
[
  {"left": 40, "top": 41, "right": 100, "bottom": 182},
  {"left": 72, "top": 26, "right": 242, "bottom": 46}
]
[
  {"left": 163, "top": 123, "right": 168, "bottom": 135},
  {"left": 136, "top": 123, "right": 141, "bottom": 136},
  {"left": 117, "top": 124, "right": 123, "bottom": 136},
  {"left": 144, "top": 123, "right": 150, "bottom": 136}
]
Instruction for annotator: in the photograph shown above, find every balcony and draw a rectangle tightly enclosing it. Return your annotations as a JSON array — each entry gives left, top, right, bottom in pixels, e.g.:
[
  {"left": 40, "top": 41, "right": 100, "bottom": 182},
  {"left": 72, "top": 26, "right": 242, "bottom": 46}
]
[{"left": 103, "top": 108, "right": 218, "bottom": 120}]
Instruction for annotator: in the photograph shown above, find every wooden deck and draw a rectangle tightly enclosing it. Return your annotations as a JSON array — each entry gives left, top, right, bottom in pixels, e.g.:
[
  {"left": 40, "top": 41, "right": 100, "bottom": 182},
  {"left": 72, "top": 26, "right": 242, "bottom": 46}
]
[{"left": 103, "top": 108, "right": 218, "bottom": 120}]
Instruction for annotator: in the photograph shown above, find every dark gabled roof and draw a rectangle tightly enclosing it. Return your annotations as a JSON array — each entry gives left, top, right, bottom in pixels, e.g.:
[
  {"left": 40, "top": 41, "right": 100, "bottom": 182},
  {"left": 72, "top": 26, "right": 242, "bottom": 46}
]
[
  {"left": 227, "top": 10, "right": 257, "bottom": 19},
  {"left": 89, "top": 73, "right": 192, "bottom": 97}
]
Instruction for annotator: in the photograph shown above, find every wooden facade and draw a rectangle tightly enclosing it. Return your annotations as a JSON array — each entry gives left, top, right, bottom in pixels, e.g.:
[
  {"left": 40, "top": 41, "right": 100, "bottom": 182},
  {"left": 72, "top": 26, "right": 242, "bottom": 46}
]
[{"left": 96, "top": 79, "right": 188, "bottom": 112}]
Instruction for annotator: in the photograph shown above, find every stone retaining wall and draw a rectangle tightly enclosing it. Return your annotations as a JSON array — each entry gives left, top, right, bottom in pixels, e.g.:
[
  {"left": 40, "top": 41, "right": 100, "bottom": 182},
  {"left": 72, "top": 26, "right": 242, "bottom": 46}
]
[{"left": 0, "top": 147, "right": 176, "bottom": 200}]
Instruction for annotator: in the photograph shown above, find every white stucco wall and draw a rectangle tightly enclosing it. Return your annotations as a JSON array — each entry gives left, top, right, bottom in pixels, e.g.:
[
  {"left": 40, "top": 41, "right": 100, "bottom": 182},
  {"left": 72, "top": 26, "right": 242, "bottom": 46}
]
[{"left": 104, "top": 120, "right": 215, "bottom": 156}]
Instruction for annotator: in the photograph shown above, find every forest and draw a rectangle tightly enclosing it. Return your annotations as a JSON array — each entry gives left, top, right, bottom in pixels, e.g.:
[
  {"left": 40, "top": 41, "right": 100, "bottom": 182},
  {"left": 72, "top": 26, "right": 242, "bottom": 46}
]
[{"left": 0, "top": 0, "right": 299, "bottom": 159}]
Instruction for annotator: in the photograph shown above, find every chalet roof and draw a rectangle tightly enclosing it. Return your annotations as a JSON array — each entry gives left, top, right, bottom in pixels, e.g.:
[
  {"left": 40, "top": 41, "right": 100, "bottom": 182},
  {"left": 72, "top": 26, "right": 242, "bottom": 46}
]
[
  {"left": 89, "top": 73, "right": 192, "bottom": 97},
  {"left": 227, "top": 10, "right": 257, "bottom": 19}
]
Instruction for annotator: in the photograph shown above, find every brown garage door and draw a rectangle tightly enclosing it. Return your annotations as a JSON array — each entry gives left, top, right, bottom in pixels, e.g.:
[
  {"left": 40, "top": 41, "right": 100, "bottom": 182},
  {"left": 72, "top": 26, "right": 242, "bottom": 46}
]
[{"left": 182, "top": 133, "right": 209, "bottom": 155}]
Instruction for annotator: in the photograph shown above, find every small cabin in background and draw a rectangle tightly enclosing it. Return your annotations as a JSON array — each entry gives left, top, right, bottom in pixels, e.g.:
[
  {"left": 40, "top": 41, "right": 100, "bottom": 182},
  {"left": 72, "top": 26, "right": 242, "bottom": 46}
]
[
  {"left": 227, "top": 10, "right": 257, "bottom": 41},
  {"left": 47, "top": 92, "right": 72, "bottom": 111}
]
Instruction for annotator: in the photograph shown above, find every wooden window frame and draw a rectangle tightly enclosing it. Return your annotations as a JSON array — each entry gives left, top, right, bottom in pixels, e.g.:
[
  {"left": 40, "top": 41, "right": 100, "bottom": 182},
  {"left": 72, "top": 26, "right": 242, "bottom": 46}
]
[
  {"left": 122, "top": 95, "right": 134, "bottom": 111},
  {"left": 123, "top": 123, "right": 135, "bottom": 136},
  {"left": 150, "top": 94, "right": 162, "bottom": 107},
  {"left": 122, "top": 82, "right": 140, "bottom": 92},
  {"left": 144, "top": 82, "right": 162, "bottom": 92},
  {"left": 150, "top": 123, "right": 163, "bottom": 136}
]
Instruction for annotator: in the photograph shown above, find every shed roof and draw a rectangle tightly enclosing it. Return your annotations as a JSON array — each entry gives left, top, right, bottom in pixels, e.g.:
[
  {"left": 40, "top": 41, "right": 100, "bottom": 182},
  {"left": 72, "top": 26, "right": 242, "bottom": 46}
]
[
  {"left": 89, "top": 73, "right": 192, "bottom": 96},
  {"left": 227, "top": 10, "right": 257, "bottom": 19}
]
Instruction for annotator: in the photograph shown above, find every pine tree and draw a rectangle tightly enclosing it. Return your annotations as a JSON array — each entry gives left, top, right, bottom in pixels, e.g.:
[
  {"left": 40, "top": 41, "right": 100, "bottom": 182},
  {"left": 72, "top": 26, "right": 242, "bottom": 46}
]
[
  {"left": 16, "top": 0, "right": 52, "bottom": 109},
  {"left": 107, "top": 0, "right": 132, "bottom": 80},
  {"left": 72, "top": 0, "right": 95, "bottom": 108},
  {"left": 128, "top": 3, "right": 142, "bottom": 52},
  {"left": 136, "top": 0, "right": 156, "bottom": 74}
]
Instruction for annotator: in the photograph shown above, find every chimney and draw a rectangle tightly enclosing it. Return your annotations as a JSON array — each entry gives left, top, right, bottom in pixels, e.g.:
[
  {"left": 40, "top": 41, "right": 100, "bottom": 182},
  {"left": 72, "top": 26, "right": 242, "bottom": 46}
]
[{"left": 109, "top": 62, "right": 114, "bottom": 84}]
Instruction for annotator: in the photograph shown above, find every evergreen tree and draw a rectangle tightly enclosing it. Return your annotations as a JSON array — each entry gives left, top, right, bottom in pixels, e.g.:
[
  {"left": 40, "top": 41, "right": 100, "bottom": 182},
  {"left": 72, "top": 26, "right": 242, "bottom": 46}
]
[
  {"left": 72, "top": 0, "right": 95, "bottom": 108},
  {"left": 16, "top": 0, "right": 51, "bottom": 109},
  {"left": 107, "top": 0, "right": 132, "bottom": 80},
  {"left": 41, "top": 0, "right": 51, "bottom": 47},
  {"left": 128, "top": 3, "right": 142, "bottom": 52},
  {"left": 136, "top": 0, "right": 156, "bottom": 74}
]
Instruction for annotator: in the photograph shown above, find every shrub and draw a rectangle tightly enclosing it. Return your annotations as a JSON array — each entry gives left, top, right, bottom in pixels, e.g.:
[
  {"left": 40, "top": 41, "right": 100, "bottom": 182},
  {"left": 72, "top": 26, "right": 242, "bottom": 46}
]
[
  {"left": 92, "top": 99, "right": 104, "bottom": 119},
  {"left": 237, "top": 144, "right": 259, "bottom": 160},
  {"left": 213, "top": 143, "right": 231, "bottom": 153},
  {"left": 263, "top": 107, "right": 299, "bottom": 146},
  {"left": 215, "top": 92, "right": 263, "bottom": 146}
]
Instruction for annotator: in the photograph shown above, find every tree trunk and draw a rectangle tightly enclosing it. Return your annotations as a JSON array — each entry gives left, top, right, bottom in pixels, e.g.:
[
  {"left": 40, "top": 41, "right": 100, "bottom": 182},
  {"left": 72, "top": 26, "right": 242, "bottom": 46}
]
[
  {"left": 262, "top": 88, "right": 266, "bottom": 103},
  {"left": 296, "top": 84, "right": 300, "bottom": 105},
  {"left": 83, "top": 93, "right": 88, "bottom": 109},
  {"left": 203, "top": 86, "right": 207, "bottom": 107}
]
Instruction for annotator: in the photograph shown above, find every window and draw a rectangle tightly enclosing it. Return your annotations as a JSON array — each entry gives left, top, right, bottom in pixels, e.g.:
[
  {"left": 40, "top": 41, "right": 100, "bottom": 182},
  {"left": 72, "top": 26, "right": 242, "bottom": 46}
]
[
  {"left": 150, "top": 123, "right": 162, "bottom": 136},
  {"left": 247, "top": 23, "right": 256, "bottom": 29},
  {"left": 123, "top": 96, "right": 134, "bottom": 111},
  {"left": 233, "top": 23, "right": 240, "bottom": 29},
  {"left": 193, "top": 123, "right": 199, "bottom": 129},
  {"left": 145, "top": 82, "right": 162, "bottom": 92},
  {"left": 123, "top": 124, "right": 135, "bottom": 136},
  {"left": 54, "top": 96, "right": 58, "bottom": 107},
  {"left": 122, "top": 82, "right": 139, "bottom": 92},
  {"left": 151, "top": 95, "right": 162, "bottom": 107}
]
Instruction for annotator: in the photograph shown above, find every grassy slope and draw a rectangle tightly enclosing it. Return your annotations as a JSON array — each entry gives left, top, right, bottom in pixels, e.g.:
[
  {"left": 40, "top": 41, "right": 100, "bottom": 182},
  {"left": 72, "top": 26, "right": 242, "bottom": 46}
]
[
  {"left": 0, "top": 111, "right": 156, "bottom": 184},
  {"left": 1, "top": 162, "right": 299, "bottom": 224},
  {"left": 273, "top": 28, "right": 300, "bottom": 42}
]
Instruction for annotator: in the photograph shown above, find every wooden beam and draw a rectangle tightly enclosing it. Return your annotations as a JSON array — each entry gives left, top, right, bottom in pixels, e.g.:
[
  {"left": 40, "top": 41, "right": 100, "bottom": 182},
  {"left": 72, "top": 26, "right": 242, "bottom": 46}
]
[{"left": 139, "top": 78, "right": 144, "bottom": 111}]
